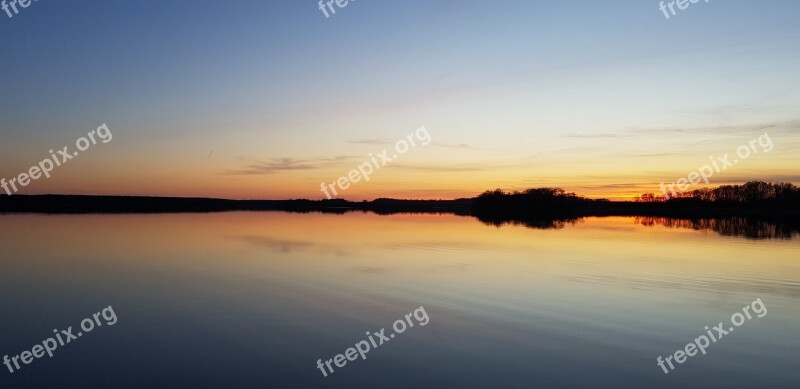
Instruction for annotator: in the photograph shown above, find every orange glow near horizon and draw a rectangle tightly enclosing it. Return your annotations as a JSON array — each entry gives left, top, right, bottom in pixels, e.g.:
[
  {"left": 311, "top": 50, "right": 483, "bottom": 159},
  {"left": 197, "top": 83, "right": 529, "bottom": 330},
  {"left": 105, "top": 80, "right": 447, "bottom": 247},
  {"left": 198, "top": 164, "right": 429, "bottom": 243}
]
[{"left": 1, "top": 124, "right": 797, "bottom": 201}]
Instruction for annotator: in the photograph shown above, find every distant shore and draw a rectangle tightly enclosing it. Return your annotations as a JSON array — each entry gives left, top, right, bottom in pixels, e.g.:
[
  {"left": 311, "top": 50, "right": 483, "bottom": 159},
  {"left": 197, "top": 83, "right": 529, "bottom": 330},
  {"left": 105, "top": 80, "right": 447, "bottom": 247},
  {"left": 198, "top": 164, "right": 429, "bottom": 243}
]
[
  {"left": 1, "top": 194, "right": 797, "bottom": 218},
  {"left": 0, "top": 195, "right": 473, "bottom": 215}
]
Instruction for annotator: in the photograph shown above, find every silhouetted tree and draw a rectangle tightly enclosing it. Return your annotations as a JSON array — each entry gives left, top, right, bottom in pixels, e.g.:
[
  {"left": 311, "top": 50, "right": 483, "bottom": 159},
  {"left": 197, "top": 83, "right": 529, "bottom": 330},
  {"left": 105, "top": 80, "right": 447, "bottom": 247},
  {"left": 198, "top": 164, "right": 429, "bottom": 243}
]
[{"left": 639, "top": 181, "right": 799, "bottom": 206}]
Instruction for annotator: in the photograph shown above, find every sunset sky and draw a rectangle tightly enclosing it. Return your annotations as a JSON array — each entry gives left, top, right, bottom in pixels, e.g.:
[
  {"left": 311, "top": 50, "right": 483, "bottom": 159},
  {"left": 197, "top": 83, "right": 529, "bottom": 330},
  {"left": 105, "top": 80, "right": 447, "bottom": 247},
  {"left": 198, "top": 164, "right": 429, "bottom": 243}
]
[{"left": 1, "top": 0, "right": 799, "bottom": 200}]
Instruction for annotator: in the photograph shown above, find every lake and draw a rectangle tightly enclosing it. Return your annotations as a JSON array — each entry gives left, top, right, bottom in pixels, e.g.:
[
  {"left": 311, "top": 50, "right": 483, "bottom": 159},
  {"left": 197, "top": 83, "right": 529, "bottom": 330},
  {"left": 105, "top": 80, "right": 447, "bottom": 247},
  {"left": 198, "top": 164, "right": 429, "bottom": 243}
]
[{"left": 0, "top": 212, "right": 798, "bottom": 388}]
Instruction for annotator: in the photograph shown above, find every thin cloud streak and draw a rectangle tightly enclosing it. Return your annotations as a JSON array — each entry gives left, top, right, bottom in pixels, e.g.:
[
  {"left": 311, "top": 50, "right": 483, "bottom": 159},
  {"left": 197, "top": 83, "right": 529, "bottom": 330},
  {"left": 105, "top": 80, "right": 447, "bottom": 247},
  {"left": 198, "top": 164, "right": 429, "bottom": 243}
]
[
  {"left": 224, "top": 156, "right": 357, "bottom": 175},
  {"left": 349, "top": 139, "right": 476, "bottom": 150}
]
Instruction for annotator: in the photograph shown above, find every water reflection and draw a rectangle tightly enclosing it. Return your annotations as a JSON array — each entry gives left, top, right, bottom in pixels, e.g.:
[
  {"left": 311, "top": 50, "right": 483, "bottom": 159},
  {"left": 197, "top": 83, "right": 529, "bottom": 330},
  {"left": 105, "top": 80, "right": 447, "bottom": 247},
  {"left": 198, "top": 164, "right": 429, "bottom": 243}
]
[
  {"left": 633, "top": 216, "right": 800, "bottom": 240},
  {"left": 473, "top": 213, "right": 800, "bottom": 240},
  {"left": 474, "top": 215, "right": 584, "bottom": 230},
  {"left": 0, "top": 212, "right": 798, "bottom": 388}
]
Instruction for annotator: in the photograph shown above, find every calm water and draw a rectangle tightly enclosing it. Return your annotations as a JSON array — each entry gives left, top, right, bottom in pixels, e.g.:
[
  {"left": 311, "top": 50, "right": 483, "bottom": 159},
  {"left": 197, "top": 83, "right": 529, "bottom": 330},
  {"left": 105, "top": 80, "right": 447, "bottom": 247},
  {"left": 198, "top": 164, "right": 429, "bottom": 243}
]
[{"left": 0, "top": 212, "right": 798, "bottom": 388}]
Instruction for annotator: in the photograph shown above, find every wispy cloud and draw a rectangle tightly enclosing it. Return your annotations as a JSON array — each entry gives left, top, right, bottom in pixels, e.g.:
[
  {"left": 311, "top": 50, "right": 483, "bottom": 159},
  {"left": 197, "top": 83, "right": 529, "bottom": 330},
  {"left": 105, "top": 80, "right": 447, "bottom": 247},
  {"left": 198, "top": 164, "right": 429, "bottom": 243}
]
[
  {"left": 349, "top": 139, "right": 475, "bottom": 150},
  {"left": 433, "top": 142, "right": 474, "bottom": 149},
  {"left": 628, "top": 119, "right": 800, "bottom": 136},
  {"left": 388, "top": 161, "right": 524, "bottom": 172},
  {"left": 224, "top": 156, "right": 356, "bottom": 175},
  {"left": 348, "top": 139, "right": 392, "bottom": 145},
  {"left": 564, "top": 133, "right": 624, "bottom": 139},
  {"left": 388, "top": 164, "right": 483, "bottom": 172},
  {"left": 565, "top": 119, "right": 800, "bottom": 140},
  {"left": 628, "top": 152, "right": 686, "bottom": 157}
]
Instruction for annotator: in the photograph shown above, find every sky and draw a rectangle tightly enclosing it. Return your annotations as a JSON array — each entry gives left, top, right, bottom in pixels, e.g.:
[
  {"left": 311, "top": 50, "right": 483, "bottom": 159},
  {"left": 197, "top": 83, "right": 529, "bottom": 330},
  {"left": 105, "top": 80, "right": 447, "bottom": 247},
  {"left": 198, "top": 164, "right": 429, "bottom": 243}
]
[{"left": 1, "top": 0, "right": 799, "bottom": 200}]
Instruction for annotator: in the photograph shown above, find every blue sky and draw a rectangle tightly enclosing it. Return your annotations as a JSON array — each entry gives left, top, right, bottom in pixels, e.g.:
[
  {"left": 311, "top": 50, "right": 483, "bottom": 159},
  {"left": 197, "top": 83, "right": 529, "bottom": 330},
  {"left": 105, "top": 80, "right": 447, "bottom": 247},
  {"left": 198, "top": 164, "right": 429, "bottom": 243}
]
[{"left": 1, "top": 0, "right": 799, "bottom": 199}]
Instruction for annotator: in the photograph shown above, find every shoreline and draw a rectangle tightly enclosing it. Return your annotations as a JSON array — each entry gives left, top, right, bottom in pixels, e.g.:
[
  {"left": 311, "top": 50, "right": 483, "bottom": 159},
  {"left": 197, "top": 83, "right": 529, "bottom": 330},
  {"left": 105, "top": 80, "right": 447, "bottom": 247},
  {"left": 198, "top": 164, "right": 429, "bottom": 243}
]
[{"left": 1, "top": 195, "right": 798, "bottom": 218}]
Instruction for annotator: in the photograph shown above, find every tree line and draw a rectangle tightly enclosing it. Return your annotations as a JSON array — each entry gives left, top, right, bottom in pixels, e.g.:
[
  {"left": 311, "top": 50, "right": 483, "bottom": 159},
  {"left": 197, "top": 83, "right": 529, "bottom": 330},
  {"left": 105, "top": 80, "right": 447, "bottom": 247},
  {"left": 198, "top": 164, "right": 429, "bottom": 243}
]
[{"left": 636, "top": 181, "right": 800, "bottom": 205}]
